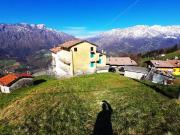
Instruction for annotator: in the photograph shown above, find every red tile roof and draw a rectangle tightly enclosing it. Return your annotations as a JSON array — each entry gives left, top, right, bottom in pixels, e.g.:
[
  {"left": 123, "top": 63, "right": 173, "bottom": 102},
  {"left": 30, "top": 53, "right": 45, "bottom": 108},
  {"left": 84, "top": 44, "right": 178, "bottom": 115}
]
[
  {"left": 50, "top": 46, "right": 62, "bottom": 54},
  {"left": 60, "top": 39, "right": 83, "bottom": 48},
  {"left": 0, "top": 73, "right": 33, "bottom": 86},
  {"left": 107, "top": 57, "right": 137, "bottom": 66}
]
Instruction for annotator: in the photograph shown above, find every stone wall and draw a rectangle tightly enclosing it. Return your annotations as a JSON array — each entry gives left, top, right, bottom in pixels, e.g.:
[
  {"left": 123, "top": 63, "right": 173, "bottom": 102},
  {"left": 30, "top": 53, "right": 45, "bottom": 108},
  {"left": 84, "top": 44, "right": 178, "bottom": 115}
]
[{"left": 9, "top": 78, "right": 33, "bottom": 92}]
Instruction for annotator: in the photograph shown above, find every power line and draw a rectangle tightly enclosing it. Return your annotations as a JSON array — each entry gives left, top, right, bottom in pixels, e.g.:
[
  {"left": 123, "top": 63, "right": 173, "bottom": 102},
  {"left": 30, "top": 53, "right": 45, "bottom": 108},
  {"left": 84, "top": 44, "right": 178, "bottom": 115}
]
[{"left": 105, "top": 0, "right": 141, "bottom": 27}]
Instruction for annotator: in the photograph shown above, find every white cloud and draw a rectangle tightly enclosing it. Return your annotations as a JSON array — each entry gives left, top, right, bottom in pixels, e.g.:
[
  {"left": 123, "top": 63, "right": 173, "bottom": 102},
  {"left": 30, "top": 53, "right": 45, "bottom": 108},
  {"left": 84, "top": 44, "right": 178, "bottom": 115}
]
[{"left": 61, "top": 26, "right": 104, "bottom": 38}]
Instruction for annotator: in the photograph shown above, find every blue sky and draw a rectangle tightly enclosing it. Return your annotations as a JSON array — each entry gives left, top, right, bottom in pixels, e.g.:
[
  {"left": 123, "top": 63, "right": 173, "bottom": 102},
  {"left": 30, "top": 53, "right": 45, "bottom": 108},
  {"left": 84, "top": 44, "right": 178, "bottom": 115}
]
[{"left": 0, "top": 0, "right": 180, "bottom": 37}]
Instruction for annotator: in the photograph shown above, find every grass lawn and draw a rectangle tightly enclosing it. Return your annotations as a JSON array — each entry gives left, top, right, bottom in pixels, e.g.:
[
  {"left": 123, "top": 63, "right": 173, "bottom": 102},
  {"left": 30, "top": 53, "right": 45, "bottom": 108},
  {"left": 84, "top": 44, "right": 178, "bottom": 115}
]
[
  {"left": 0, "top": 73, "right": 179, "bottom": 135},
  {"left": 175, "top": 75, "right": 180, "bottom": 78},
  {"left": 162, "top": 50, "right": 180, "bottom": 60},
  {"left": 0, "top": 76, "right": 54, "bottom": 109}
]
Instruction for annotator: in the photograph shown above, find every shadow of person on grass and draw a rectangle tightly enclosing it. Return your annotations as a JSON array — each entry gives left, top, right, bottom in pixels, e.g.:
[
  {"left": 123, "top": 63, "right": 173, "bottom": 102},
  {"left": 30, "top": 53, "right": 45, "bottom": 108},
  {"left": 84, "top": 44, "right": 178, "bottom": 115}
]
[{"left": 93, "top": 100, "right": 113, "bottom": 135}]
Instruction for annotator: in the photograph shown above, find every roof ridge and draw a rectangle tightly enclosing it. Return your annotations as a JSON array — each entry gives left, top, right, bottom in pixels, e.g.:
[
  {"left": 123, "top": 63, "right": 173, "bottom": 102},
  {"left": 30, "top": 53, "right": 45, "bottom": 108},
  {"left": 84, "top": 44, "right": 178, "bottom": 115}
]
[{"left": 50, "top": 39, "right": 98, "bottom": 53}]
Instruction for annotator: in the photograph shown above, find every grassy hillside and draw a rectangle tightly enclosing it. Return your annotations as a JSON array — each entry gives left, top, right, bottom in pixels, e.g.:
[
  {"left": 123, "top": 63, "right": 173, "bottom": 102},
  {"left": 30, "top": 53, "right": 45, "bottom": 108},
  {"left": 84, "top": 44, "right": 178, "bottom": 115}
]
[
  {"left": 159, "top": 50, "right": 180, "bottom": 60},
  {"left": 140, "top": 50, "right": 180, "bottom": 66},
  {"left": 0, "top": 73, "right": 179, "bottom": 134}
]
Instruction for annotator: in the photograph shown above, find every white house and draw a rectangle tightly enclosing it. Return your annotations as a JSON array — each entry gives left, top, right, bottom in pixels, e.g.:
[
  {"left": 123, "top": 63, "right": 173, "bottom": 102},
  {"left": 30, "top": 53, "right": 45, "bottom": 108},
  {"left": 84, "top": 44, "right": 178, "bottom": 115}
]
[{"left": 0, "top": 73, "right": 33, "bottom": 93}]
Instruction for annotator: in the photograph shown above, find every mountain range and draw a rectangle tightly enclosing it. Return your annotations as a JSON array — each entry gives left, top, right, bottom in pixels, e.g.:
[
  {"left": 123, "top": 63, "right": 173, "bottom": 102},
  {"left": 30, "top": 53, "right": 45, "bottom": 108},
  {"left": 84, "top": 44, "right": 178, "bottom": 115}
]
[
  {"left": 0, "top": 24, "right": 180, "bottom": 60},
  {"left": 0, "top": 23, "right": 74, "bottom": 58},
  {"left": 87, "top": 25, "right": 180, "bottom": 54}
]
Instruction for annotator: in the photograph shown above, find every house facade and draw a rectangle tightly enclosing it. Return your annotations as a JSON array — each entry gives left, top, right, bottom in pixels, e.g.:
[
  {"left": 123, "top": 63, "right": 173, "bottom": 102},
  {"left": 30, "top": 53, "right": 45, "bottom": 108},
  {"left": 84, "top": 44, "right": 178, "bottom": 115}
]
[
  {"left": 168, "top": 60, "right": 180, "bottom": 76},
  {"left": 146, "top": 60, "right": 180, "bottom": 76},
  {"left": 0, "top": 73, "right": 33, "bottom": 93},
  {"left": 146, "top": 60, "right": 174, "bottom": 72},
  {"left": 50, "top": 39, "right": 106, "bottom": 77}
]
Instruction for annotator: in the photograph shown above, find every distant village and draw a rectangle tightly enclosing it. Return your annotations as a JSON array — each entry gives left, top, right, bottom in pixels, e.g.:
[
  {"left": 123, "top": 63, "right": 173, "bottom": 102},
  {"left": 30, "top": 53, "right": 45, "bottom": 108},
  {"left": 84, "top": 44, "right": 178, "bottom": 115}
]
[{"left": 0, "top": 39, "right": 180, "bottom": 93}]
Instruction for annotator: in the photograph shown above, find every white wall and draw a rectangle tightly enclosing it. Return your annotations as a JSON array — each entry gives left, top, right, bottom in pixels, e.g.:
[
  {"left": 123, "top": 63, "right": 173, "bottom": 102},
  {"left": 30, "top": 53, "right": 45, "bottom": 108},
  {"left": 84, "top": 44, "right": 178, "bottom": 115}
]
[
  {"left": 96, "top": 70, "right": 109, "bottom": 73},
  {"left": 124, "top": 71, "right": 145, "bottom": 80},
  {"left": 0, "top": 85, "right": 10, "bottom": 93},
  {"left": 52, "top": 50, "right": 73, "bottom": 77}
]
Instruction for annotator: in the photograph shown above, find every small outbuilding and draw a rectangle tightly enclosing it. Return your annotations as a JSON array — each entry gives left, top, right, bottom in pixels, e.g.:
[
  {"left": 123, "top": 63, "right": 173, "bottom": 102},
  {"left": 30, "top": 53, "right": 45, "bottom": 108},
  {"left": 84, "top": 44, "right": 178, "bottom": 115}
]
[
  {"left": 145, "top": 60, "right": 174, "bottom": 72},
  {"left": 107, "top": 57, "right": 137, "bottom": 67},
  {"left": 124, "top": 66, "right": 149, "bottom": 80},
  {"left": 0, "top": 73, "right": 33, "bottom": 93}
]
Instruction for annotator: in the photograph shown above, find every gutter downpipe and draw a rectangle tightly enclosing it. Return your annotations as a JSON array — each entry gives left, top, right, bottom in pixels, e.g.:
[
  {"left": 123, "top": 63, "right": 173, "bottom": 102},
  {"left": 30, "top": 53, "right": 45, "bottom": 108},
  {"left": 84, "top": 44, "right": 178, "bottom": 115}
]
[{"left": 71, "top": 49, "right": 74, "bottom": 76}]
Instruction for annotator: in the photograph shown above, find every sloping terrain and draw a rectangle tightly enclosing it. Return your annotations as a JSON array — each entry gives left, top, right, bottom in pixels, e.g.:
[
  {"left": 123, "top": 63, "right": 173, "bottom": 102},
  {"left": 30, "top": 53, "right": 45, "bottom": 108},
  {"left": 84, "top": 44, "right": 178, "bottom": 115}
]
[
  {"left": 0, "top": 73, "right": 179, "bottom": 134},
  {"left": 140, "top": 49, "right": 180, "bottom": 66},
  {"left": 161, "top": 50, "right": 180, "bottom": 60}
]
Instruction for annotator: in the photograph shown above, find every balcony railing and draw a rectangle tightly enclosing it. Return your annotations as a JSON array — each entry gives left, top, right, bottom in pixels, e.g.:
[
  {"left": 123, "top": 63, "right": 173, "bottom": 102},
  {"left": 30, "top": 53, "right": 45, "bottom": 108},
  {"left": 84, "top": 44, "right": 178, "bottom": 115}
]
[
  {"left": 59, "top": 57, "right": 71, "bottom": 65},
  {"left": 59, "top": 62, "right": 70, "bottom": 73}
]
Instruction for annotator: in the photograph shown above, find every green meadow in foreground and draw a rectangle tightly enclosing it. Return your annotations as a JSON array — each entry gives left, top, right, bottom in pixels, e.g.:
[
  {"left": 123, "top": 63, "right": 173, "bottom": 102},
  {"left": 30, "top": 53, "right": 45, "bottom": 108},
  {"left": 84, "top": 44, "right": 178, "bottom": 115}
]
[{"left": 0, "top": 73, "right": 179, "bottom": 135}]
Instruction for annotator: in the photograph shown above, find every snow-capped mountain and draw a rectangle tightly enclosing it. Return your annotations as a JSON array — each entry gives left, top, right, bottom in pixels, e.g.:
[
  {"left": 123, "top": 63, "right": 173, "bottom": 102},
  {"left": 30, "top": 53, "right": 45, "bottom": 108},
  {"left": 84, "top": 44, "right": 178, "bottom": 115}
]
[
  {"left": 87, "top": 25, "right": 180, "bottom": 54},
  {"left": 0, "top": 23, "right": 74, "bottom": 58}
]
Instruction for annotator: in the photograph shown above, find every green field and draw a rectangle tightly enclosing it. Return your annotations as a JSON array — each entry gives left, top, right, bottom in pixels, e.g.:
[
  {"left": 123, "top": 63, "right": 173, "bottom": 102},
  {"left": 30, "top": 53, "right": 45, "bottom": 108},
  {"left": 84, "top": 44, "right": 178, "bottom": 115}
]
[
  {"left": 140, "top": 50, "right": 180, "bottom": 66},
  {"left": 0, "top": 73, "right": 179, "bottom": 135},
  {"left": 161, "top": 50, "right": 180, "bottom": 60}
]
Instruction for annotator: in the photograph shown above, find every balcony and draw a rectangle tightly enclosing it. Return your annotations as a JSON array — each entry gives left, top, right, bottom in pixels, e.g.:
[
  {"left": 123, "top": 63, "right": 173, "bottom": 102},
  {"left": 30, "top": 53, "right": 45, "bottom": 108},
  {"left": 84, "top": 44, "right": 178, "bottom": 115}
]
[
  {"left": 57, "top": 50, "right": 72, "bottom": 65},
  {"left": 58, "top": 61, "right": 71, "bottom": 73},
  {"left": 59, "top": 57, "right": 71, "bottom": 65}
]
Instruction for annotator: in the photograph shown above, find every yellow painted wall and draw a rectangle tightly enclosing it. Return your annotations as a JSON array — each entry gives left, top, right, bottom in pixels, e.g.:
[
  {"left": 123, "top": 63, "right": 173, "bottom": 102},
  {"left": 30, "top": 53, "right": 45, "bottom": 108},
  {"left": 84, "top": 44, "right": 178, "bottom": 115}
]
[
  {"left": 157, "top": 67, "right": 180, "bottom": 76},
  {"left": 157, "top": 68, "right": 173, "bottom": 72},
  {"left": 173, "top": 68, "right": 180, "bottom": 76},
  {"left": 101, "top": 54, "right": 107, "bottom": 66},
  {"left": 70, "top": 42, "right": 97, "bottom": 74}
]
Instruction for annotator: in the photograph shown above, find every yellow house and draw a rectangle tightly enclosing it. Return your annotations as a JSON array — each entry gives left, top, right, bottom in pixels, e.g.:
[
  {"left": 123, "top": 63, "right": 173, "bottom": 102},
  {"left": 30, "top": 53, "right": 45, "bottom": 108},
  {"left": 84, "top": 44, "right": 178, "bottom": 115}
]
[
  {"left": 96, "top": 51, "right": 107, "bottom": 67},
  {"left": 50, "top": 39, "right": 107, "bottom": 77},
  {"left": 146, "top": 60, "right": 180, "bottom": 76},
  {"left": 168, "top": 60, "right": 180, "bottom": 76}
]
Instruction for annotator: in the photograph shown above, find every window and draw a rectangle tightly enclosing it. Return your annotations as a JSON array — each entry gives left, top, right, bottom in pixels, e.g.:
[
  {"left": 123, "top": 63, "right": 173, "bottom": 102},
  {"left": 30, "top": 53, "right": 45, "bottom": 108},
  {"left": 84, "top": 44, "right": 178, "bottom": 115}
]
[
  {"left": 99, "top": 59, "right": 102, "bottom": 64},
  {"left": 90, "top": 62, "right": 94, "bottom": 67},
  {"left": 90, "top": 53, "right": 94, "bottom": 58},
  {"left": 91, "top": 47, "right": 94, "bottom": 51},
  {"left": 74, "top": 48, "right": 77, "bottom": 52},
  {"left": 98, "top": 56, "right": 102, "bottom": 64}
]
